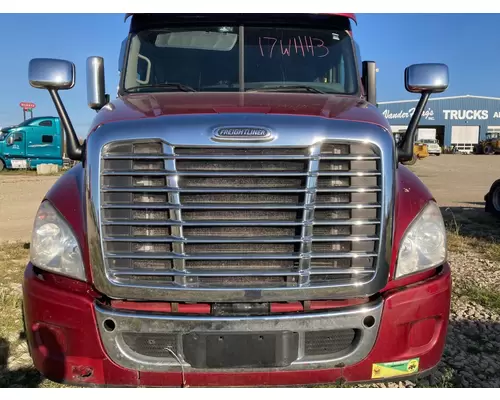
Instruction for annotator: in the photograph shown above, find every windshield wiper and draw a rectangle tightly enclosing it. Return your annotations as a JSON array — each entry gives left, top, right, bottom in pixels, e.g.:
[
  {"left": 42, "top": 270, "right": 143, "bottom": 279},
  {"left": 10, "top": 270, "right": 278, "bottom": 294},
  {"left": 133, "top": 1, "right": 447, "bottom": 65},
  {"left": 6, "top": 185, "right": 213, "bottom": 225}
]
[
  {"left": 246, "top": 85, "right": 326, "bottom": 94},
  {"left": 126, "top": 83, "right": 197, "bottom": 93}
]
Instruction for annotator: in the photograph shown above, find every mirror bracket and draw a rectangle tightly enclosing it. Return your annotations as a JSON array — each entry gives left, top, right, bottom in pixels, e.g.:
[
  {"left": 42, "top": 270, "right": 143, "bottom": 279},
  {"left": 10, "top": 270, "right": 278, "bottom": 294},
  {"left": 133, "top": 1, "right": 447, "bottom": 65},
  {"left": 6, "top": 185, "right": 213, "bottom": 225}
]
[
  {"left": 397, "top": 91, "right": 431, "bottom": 162},
  {"left": 48, "top": 88, "right": 83, "bottom": 161}
]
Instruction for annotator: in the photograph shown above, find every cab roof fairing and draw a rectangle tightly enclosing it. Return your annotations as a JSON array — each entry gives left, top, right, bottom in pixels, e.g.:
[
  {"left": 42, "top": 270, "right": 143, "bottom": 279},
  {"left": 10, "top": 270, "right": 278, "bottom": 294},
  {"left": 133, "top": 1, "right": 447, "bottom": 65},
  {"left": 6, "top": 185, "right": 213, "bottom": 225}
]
[{"left": 124, "top": 13, "right": 357, "bottom": 23}]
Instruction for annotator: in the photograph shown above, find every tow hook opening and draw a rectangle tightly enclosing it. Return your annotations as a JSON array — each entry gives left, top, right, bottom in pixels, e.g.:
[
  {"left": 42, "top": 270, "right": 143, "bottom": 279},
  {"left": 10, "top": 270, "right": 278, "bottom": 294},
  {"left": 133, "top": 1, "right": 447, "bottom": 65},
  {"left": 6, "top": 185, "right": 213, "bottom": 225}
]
[
  {"left": 363, "top": 316, "right": 376, "bottom": 328},
  {"left": 103, "top": 319, "right": 116, "bottom": 332}
]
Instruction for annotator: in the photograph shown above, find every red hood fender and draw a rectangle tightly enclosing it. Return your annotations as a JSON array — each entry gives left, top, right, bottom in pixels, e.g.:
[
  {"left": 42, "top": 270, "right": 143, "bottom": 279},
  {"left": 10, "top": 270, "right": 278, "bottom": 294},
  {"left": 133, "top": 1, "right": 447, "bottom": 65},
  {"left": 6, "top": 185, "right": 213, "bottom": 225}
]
[{"left": 88, "top": 93, "right": 389, "bottom": 134}]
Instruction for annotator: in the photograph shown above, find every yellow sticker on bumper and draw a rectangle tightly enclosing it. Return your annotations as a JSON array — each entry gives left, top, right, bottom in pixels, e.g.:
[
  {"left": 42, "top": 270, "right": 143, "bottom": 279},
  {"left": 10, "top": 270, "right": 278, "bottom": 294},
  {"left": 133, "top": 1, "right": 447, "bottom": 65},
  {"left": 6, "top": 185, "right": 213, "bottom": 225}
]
[{"left": 371, "top": 358, "right": 419, "bottom": 379}]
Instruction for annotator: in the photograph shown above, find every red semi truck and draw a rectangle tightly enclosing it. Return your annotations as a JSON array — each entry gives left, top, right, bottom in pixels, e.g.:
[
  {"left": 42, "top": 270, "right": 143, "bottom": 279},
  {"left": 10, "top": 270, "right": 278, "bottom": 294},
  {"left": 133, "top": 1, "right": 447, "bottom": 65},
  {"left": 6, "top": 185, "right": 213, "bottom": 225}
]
[{"left": 22, "top": 13, "right": 451, "bottom": 387}]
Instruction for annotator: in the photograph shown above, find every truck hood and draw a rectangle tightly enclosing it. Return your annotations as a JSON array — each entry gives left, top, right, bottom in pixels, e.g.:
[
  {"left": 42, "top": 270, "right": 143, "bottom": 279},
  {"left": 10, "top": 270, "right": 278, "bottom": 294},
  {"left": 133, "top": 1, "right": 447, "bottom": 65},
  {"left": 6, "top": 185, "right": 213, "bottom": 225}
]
[
  {"left": 1, "top": 126, "right": 16, "bottom": 134},
  {"left": 90, "top": 92, "right": 390, "bottom": 133}
]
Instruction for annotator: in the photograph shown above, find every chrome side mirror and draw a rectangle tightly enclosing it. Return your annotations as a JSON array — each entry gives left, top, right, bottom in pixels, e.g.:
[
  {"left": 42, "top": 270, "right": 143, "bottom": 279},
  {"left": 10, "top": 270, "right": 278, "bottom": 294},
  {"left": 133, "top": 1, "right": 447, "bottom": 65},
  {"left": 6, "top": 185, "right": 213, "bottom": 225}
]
[
  {"left": 6, "top": 135, "right": 14, "bottom": 146},
  {"left": 87, "top": 56, "right": 107, "bottom": 111},
  {"left": 398, "top": 63, "right": 449, "bottom": 163},
  {"left": 27, "top": 57, "right": 82, "bottom": 160},
  {"left": 28, "top": 58, "right": 75, "bottom": 90},
  {"left": 405, "top": 63, "right": 449, "bottom": 94}
]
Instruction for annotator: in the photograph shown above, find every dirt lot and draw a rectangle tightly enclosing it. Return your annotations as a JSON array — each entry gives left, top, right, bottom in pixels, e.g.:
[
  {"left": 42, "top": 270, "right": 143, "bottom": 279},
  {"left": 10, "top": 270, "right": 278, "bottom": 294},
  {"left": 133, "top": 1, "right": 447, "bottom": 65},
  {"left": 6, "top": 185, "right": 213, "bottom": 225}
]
[
  {"left": 0, "top": 173, "right": 60, "bottom": 242},
  {"left": 410, "top": 154, "right": 500, "bottom": 208},
  {"left": 0, "top": 155, "right": 500, "bottom": 388}
]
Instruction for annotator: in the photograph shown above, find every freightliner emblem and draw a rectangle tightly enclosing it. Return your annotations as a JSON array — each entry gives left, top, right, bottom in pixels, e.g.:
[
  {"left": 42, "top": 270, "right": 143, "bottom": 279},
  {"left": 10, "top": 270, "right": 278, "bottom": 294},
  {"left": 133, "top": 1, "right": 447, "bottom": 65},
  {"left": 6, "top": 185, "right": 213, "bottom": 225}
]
[{"left": 212, "top": 127, "right": 274, "bottom": 142}]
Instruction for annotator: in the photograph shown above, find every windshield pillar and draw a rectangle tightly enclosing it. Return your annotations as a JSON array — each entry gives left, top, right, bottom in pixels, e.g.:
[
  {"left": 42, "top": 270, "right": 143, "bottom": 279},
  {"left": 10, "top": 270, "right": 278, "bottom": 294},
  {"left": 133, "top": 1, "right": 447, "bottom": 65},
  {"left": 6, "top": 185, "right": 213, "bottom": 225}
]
[{"left": 239, "top": 25, "right": 245, "bottom": 92}]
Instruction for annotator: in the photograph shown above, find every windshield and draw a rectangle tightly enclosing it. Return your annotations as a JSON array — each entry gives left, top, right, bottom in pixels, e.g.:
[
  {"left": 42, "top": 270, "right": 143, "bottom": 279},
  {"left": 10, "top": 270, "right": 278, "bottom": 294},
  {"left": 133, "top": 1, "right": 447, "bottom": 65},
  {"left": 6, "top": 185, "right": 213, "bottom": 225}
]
[
  {"left": 122, "top": 24, "right": 359, "bottom": 94},
  {"left": 0, "top": 126, "right": 16, "bottom": 140}
]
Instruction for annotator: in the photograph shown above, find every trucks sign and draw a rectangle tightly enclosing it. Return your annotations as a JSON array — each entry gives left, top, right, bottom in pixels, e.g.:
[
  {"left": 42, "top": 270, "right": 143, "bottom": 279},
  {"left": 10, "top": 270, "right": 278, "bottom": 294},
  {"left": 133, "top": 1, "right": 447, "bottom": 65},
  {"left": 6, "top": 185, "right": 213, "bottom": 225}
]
[
  {"left": 443, "top": 109, "right": 489, "bottom": 120},
  {"left": 20, "top": 102, "right": 36, "bottom": 111},
  {"left": 382, "top": 107, "right": 500, "bottom": 122}
]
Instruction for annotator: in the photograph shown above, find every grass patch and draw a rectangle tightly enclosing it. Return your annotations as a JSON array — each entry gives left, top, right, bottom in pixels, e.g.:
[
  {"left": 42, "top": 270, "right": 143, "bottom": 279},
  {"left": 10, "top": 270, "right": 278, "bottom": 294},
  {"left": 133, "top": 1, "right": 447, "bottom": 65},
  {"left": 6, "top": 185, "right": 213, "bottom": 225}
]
[
  {"left": 0, "top": 241, "right": 66, "bottom": 388},
  {"left": 457, "top": 285, "right": 500, "bottom": 314},
  {"left": 442, "top": 206, "right": 500, "bottom": 262},
  {"left": 442, "top": 206, "right": 500, "bottom": 239},
  {"left": 0, "top": 242, "right": 29, "bottom": 340},
  {"left": 447, "top": 233, "right": 500, "bottom": 262},
  {"left": 415, "top": 367, "right": 456, "bottom": 388}
]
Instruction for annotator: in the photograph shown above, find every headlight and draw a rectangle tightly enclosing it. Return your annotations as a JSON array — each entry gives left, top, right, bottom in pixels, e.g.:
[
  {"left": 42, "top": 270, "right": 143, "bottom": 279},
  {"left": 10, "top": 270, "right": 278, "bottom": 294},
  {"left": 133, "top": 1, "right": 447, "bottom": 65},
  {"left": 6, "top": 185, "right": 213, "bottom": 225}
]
[
  {"left": 30, "top": 201, "right": 86, "bottom": 281},
  {"left": 395, "top": 201, "right": 447, "bottom": 279}
]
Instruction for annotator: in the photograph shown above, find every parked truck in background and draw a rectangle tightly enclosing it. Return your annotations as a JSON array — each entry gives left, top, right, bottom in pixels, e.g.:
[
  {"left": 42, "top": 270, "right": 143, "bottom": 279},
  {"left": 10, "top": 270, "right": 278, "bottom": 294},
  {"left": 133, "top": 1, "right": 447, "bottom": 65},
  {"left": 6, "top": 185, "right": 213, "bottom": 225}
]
[
  {"left": 485, "top": 178, "right": 500, "bottom": 217},
  {"left": 22, "top": 13, "right": 451, "bottom": 387},
  {"left": 416, "top": 128, "right": 441, "bottom": 156},
  {"left": 0, "top": 116, "right": 64, "bottom": 171},
  {"left": 418, "top": 138, "right": 441, "bottom": 156}
]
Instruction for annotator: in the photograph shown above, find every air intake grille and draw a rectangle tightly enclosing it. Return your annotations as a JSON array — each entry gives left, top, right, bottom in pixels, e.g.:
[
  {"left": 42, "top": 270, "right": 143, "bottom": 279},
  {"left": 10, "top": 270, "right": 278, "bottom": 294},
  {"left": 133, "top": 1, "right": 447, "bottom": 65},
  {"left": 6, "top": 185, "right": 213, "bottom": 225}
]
[
  {"left": 100, "top": 141, "right": 382, "bottom": 290},
  {"left": 120, "top": 329, "right": 357, "bottom": 360}
]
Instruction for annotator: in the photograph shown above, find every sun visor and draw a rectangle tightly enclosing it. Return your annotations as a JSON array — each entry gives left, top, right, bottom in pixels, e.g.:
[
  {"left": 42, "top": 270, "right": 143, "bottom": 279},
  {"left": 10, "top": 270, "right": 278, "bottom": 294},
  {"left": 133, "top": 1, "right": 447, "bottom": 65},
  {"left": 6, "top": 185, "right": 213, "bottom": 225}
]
[{"left": 155, "top": 31, "right": 238, "bottom": 51}]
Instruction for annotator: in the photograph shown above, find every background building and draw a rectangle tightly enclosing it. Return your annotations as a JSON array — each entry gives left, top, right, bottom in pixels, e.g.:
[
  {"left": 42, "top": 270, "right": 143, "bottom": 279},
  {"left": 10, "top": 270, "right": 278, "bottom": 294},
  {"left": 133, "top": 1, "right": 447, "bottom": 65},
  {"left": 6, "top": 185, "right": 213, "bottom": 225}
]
[{"left": 378, "top": 95, "right": 500, "bottom": 153}]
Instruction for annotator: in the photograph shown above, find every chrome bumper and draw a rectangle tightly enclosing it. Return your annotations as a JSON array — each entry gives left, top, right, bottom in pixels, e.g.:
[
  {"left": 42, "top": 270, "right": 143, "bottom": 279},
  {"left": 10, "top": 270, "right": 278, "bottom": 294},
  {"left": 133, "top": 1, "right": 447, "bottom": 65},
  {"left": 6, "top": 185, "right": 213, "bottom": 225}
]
[{"left": 94, "top": 299, "right": 383, "bottom": 373}]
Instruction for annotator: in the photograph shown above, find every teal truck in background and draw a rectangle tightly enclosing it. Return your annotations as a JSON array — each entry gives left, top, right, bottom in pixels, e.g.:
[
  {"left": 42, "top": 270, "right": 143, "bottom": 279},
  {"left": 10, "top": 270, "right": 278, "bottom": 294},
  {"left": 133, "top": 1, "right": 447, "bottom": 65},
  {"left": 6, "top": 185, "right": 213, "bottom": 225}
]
[{"left": 0, "top": 116, "right": 64, "bottom": 171}]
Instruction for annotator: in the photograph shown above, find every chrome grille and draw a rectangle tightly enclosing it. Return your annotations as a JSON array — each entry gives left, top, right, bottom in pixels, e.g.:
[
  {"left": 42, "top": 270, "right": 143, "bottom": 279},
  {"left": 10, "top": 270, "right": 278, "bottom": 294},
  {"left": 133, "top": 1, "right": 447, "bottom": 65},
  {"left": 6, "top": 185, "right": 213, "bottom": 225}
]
[{"left": 99, "top": 140, "right": 382, "bottom": 291}]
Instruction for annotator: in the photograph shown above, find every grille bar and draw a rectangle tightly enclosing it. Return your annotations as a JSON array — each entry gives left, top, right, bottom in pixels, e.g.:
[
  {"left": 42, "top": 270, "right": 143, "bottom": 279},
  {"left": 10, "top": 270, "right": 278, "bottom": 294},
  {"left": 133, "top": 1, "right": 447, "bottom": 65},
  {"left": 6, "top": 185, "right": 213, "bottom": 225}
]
[
  {"left": 101, "top": 204, "right": 382, "bottom": 210},
  {"left": 106, "top": 252, "right": 378, "bottom": 260},
  {"left": 102, "top": 187, "right": 381, "bottom": 193},
  {"left": 111, "top": 268, "right": 375, "bottom": 277},
  {"left": 104, "top": 235, "right": 379, "bottom": 243},
  {"left": 102, "top": 170, "right": 381, "bottom": 177},
  {"left": 298, "top": 143, "right": 321, "bottom": 285},
  {"left": 102, "top": 219, "right": 381, "bottom": 226},
  {"left": 103, "top": 154, "right": 380, "bottom": 161},
  {"left": 164, "top": 145, "right": 186, "bottom": 284}
]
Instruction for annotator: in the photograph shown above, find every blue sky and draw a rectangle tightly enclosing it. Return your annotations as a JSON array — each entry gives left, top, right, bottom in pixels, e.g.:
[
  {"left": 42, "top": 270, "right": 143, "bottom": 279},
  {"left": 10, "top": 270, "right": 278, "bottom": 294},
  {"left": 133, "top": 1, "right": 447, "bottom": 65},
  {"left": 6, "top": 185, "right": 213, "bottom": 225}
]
[{"left": 0, "top": 13, "right": 498, "bottom": 136}]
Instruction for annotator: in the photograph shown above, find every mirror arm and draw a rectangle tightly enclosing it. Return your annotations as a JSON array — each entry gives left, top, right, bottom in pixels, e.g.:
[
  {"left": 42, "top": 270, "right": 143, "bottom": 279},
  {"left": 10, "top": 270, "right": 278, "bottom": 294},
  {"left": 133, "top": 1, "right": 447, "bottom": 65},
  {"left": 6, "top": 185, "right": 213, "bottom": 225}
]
[
  {"left": 94, "top": 94, "right": 110, "bottom": 113},
  {"left": 397, "top": 91, "right": 431, "bottom": 162},
  {"left": 48, "top": 88, "right": 83, "bottom": 161}
]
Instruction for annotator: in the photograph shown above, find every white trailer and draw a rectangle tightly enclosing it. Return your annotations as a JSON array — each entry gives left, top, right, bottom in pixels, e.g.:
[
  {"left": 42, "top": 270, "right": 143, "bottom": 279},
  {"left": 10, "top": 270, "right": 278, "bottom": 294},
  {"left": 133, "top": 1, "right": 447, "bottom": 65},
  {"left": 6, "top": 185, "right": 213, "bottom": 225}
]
[
  {"left": 416, "top": 128, "right": 437, "bottom": 141},
  {"left": 450, "top": 126, "right": 479, "bottom": 154}
]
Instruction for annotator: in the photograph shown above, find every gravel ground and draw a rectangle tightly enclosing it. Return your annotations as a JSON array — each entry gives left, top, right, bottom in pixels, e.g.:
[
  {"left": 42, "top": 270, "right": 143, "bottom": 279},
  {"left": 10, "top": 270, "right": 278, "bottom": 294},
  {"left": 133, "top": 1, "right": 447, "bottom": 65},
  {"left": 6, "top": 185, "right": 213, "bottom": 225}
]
[{"left": 372, "top": 250, "right": 500, "bottom": 388}]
